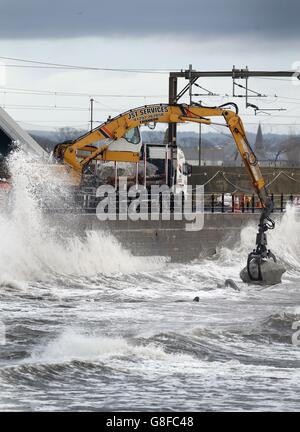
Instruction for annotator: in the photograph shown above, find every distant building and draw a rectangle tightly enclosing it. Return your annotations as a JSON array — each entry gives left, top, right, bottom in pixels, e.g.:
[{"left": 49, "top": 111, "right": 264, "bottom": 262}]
[{"left": 180, "top": 136, "right": 226, "bottom": 166}]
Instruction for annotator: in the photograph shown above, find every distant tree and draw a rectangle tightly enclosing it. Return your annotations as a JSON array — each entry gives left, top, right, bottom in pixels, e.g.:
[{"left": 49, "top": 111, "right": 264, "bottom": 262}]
[
  {"left": 56, "top": 127, "right": 84, "bottom": 143},
  {"left": 279, "top": 136, "right": 300, "bottom": 164},
  {"left": 30, "top": 133, "right": 56, "bottom": 152}
]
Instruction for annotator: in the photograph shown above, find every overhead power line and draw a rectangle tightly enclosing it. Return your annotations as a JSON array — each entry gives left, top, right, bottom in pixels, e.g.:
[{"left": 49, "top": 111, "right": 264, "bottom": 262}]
[
  {"left": 0, "top": 103, "right": 111, "bottom": 111},
  {"left": 0, "top": 56, "right": 172, "bottom": 74},
  {"left": 2, "top": 86, "right": 300, "bottom": 108},
  {"left": 0, "top": 86, "right": 166, "bottom": 98},
  {"left": 254, "top": 77, "right": 296, "bottom": 83}
]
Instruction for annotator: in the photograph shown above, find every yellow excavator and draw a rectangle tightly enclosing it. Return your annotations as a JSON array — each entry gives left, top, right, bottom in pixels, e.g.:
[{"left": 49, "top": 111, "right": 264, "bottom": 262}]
[{"left": 53, "top": 102, "right": 284, "bottom": 283}]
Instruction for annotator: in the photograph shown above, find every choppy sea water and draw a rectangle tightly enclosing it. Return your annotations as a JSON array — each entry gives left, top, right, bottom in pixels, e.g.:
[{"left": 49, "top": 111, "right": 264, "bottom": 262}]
[{"left": 0, "top": 153, "right": 299, "bottom": 411}]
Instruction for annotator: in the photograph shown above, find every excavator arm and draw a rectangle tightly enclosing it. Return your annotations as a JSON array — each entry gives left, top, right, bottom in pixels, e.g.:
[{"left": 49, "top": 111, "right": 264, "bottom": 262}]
[
  {"left": 55, "top": 102, "right": 271, "bottom": 209},
  {"left": 54, "top": 102, "right": 279, "bottom": 282}
]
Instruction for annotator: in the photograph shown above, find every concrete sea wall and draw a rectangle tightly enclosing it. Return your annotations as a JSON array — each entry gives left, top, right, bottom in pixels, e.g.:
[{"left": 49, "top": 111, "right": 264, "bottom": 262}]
[{"left": 45, "top": 212, "right": 280, "bottom": 262}]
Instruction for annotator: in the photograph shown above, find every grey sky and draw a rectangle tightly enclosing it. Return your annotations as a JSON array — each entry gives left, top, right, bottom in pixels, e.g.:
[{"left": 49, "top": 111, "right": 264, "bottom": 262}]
[
  {"left": 0, "top": 0, "right": 299, "bottom": 134},
  {"left": 0, "top": 0, "right": 299, "bottom": 40}
]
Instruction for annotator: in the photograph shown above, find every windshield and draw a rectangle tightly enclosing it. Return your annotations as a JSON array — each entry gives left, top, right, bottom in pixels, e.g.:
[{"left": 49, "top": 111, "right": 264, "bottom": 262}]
[{"left": 124, "top": 127, "right": 141, "bottom": 145}]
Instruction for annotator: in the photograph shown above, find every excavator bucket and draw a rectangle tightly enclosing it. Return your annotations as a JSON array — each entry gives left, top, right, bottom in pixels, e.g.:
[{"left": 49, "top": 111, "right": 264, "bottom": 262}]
[
  {"left": 240, "top": 254, "right": 286, "bottom": 285},
  {"left": 240, "top": 203, "right": 286, "bottom": 285}
]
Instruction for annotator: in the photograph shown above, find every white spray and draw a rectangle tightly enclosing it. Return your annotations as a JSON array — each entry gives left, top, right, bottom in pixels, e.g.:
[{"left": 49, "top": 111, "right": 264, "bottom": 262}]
[{"left": 0, "top": 151, "right": 163, "bottom": 285}]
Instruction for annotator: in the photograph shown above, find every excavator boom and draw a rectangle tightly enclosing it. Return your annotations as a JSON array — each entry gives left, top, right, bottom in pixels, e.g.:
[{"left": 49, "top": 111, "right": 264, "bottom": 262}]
[{"left": 55, "top": 103, "right": 267, "bottom": 199}]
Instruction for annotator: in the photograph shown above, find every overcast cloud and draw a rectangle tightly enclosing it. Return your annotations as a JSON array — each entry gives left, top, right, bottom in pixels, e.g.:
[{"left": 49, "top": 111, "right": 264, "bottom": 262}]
[
  {"left": 0, "top": 0, "right": 299, "bottom": 40},
  {"left": 0, "top": 0, "right": 299, "bottom": 133}
]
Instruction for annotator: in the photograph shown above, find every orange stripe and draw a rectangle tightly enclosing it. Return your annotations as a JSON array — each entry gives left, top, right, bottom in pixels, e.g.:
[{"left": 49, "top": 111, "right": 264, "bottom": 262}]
[
  {"left": 185, "top": 108, "right": 196, "bottom": 117},
  {"left": 102, "top": 126, "right": 113, "bottom": 138}
]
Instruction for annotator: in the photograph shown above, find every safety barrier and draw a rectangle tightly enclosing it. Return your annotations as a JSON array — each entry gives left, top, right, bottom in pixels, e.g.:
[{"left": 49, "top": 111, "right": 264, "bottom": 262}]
[
  {"left": 75, "top": 190, "right": 300, "bottom": 214},
  {"left": 204, "top": 192, "right": 299, "bottom": 213}
]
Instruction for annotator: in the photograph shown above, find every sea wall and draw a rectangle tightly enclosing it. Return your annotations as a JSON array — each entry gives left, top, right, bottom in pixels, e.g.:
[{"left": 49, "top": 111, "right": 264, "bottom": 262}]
[{"left": 45, "top": 212, "right": 279, "bottom": 262}]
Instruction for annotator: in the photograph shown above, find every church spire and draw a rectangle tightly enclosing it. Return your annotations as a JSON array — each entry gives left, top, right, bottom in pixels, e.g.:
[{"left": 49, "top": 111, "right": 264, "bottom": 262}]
[{"left": 254, "top": 123, "right": 265, "bottom": 158}]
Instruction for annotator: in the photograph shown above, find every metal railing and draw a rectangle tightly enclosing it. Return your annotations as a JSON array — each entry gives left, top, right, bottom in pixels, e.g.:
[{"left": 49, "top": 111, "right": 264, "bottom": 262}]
[
  {"left": 204, "top": 192, "right": 299, "bottom": 213},
  {"left": 70, "top": 190, "right": 299, "bottom": 214},
  {"left": 188, "top": 160, "right": 300, "bottom": 168}
]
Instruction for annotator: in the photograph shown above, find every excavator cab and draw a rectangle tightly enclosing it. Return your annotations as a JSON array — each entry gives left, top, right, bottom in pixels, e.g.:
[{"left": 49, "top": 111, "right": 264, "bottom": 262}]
[{"left": 105, "top": 127, "right": 142, "bottom": 153}]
